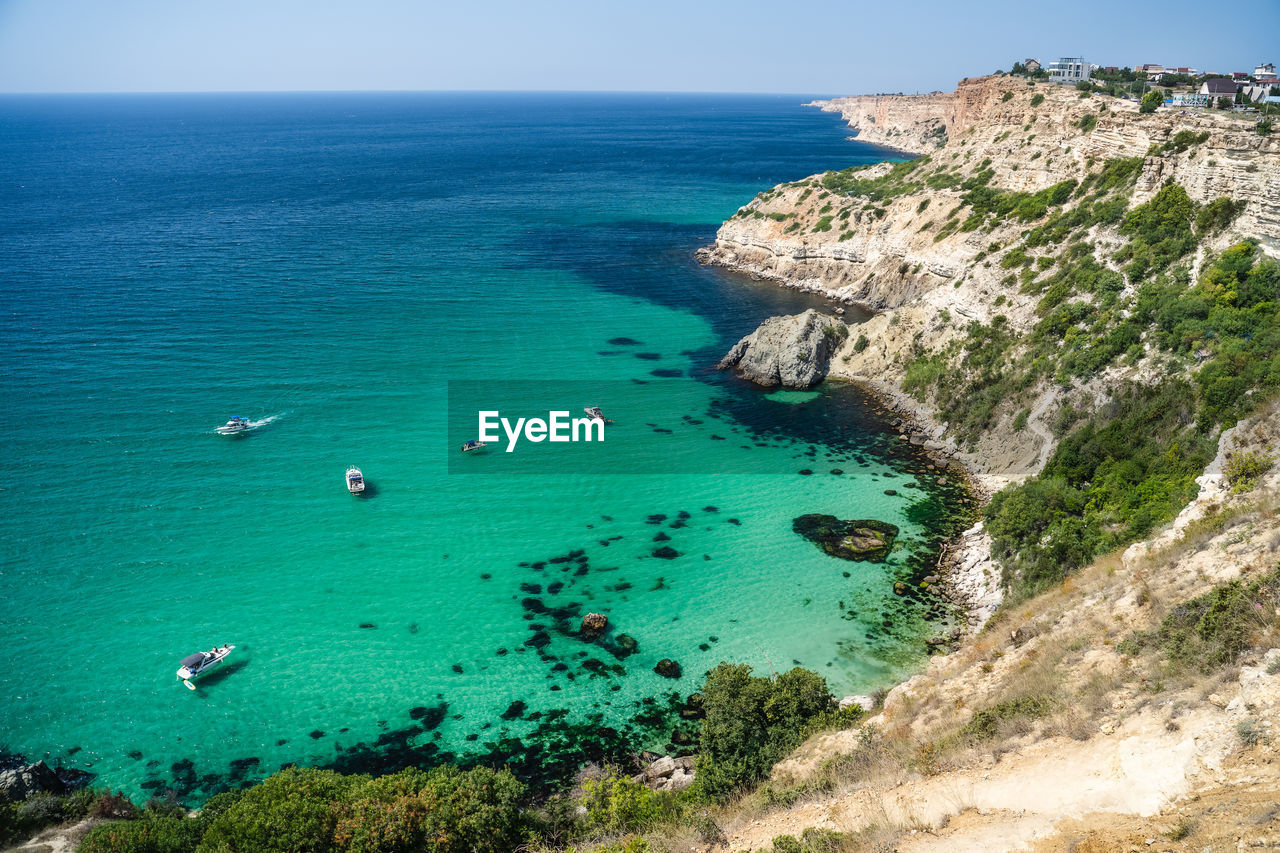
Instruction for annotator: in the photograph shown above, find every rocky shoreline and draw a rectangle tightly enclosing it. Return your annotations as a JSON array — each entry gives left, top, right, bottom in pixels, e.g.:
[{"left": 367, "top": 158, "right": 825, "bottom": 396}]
[{"left": 713, "top": 304, "right": 1003, "bottom": 636}]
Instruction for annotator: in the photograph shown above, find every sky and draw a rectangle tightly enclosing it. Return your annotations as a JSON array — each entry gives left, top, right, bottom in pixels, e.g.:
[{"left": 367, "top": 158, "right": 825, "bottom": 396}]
[{"left": 0, "top": 0, "right": 1275, "bottom": 95}]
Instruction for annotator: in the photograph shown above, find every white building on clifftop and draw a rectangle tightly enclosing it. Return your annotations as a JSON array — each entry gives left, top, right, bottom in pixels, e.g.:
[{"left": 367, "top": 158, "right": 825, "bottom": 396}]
[{"left": 1048, "top": 57, "right": 1091, "bottom": 84}]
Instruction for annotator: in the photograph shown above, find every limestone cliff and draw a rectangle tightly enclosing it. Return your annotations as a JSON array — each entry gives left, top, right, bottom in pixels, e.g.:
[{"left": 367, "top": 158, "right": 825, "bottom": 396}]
[
  {"left": 700, "top": 74, "right": 1280, "bottom": 486},
  {"left": 716, "top": 308, "right": 845, "bottom": 388}
]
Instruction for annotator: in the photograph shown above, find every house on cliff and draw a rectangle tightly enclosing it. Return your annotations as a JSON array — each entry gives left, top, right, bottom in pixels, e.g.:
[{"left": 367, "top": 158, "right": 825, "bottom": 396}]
[{"left": 1048, "top": 57, "right": 1091, "bottom": 84}]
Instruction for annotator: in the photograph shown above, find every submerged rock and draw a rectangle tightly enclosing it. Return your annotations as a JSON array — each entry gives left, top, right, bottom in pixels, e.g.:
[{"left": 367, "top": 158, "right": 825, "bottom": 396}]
[
  {"left": 580, "top": 612, "right": 609, "bottom": 639},
  {"left": 716, "top": 309, "right": 846, "bottom": 389},
  {"left": 654, "top": 659, "right": 683, "bottom": 679},
  {"left": 792, "top": 514, "right": 899, "bottom": 562}
]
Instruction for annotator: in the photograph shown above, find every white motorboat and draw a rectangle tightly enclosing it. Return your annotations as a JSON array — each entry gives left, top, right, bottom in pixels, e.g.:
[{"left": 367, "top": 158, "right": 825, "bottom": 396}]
[
  {"left": 460, "top": 440, "right": 487, "bottom": 453},
  {"left": 216, "top": 416, "right": 250, "bottom": 435},
  {"left": 176, "top": 644, "right": 234, "bottom": 690},
  {"left": 583, "top": 406, "right": 614, "bottom": 424},
  {"left": 347, "top": 466, "right": 365, "bottom": 493}
]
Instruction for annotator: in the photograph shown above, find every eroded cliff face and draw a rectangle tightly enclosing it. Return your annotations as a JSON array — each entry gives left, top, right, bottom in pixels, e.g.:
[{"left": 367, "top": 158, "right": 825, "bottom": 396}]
[{"left": 699, "top": 74, "right": 1280, "bottom": 485}]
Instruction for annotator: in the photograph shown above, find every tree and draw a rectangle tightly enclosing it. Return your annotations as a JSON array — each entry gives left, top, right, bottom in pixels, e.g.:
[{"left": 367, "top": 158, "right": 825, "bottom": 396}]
[
  {"left": 694, "top": 664, "right": 832, "bottom": 799},
  {"left": 1011, "top": 61, "right": 1028, "bottom": 76},
  {"left": 1139, "top": 91, "right": 1162, "bottom": 113}
]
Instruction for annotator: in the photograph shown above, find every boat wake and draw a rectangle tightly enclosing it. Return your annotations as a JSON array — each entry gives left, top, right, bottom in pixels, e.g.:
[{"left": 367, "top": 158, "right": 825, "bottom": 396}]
[
  {"left": 213, "top": 414, "right": 282, "bottom": 435},
  {"left": 246, "top": 415, "right": 280, "bottom": 430}
]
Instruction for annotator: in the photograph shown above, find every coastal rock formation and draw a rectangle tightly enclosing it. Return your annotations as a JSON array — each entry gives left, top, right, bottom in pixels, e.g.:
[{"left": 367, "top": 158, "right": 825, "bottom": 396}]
[
  {"left": 631, "top": 754, "right": 696, "bottom": 792},
  {"left": 792, "top": 515, "right": 898, "bottom": 562},
  {"left": 0, "top": 759, "right": 66, "bottom": 800},
  {"left": 717, "top": 309, "right": 846, "bottom": 388},
  {"left": 579, "top": 612, "right": 608, "bottom": 640},
  {"left": 838, "top": 694, "right": 876, "bottom": 713},
  {"left": 700, "top": 73, "right": 1280, "bottom": 492}
]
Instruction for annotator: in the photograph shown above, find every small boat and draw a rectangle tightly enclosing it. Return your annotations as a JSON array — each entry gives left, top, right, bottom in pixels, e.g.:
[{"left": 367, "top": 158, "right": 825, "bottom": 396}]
[
  {"left": 176, "top": 644, "right": 234, "bottom": 690},
  {"left": 215, "top": 416, "right": 250, "bottom": 435},
  {"left": 347, "top": 466, "right": 365, "bottom": 494},
  {"left": 583, "top": 406, "right": 614, "bottom": 425},
  {"left": 460, "top": 440, "right": 487, "bottom": 453}
]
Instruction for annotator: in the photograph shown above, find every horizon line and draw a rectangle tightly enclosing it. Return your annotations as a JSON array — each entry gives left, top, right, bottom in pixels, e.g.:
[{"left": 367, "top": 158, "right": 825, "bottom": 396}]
[{"left": 0, "top": 87, "right": 905, "bottom": 99}]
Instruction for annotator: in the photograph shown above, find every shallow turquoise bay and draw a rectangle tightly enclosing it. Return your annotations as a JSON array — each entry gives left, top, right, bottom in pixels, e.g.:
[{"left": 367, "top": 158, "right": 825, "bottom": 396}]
[{"left": 0, "top": 92, "right": 965, "bottom": 800}]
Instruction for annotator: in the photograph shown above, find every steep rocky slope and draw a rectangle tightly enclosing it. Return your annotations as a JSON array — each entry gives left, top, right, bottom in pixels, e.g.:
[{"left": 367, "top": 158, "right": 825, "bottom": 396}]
[
  {"left": 709, "top": 397, "right": 1280, "bottom": 853},
  {"left": 700, "top": 74, "right": 1279, "bottom": 486}
]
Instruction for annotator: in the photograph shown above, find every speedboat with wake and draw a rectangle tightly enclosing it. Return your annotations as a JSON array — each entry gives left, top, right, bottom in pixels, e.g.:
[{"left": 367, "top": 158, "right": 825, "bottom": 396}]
[
  {"left": 176, "top": 644, "right": 234, "bottom": 690},
  {"left": 460, "top": 439, "right": 487, "bottom": 453},
  {"left": 215, "top": 416, "right": 250, "bottom": 435},
  {"left": 347, "top": 466, "right": 366, "bottom": 493}
]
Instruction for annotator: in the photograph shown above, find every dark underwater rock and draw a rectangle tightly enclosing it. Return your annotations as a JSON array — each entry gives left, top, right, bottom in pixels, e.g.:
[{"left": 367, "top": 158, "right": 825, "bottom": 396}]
[
  {"left": 792, "top": 514, "right": 899, "bottom": 562},
  {"left": 654, "top": 659, "right": 683, "bottom": 679}
]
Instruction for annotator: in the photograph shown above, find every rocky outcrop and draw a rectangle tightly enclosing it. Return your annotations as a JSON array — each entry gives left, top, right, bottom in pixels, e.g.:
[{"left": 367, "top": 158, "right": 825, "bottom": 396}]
[
  {"left": 631, "top": 754, "right": 696, "bottom": 792},
  {"left": 580, "top": 612, "right": 608, "bottom": 640},
  {"left": 792, "top": 515, "right": 898, "bottom": 562},
  {"left": 838, "top": 694, "right": 876, "bottom": 713},
  {"left": 0, "top": 760, "right": 65, "bottom": 800},
  {"left": 717, "top": 309, "right": 846, "bottom": 388}
]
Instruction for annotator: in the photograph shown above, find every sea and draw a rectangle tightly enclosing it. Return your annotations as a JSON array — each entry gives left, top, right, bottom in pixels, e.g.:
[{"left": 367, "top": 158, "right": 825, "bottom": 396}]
[{"left": 0, "top": 92, "right": 970, "bottom": 801}]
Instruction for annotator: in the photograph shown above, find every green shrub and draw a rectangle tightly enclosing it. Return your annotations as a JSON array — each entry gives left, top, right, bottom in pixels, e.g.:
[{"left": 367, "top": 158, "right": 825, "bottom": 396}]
[
  {"left": 332, "top": 766, "right": 524, "bottom": 853},
  {"left": 959, "top": 695, "right": 1052, "bottom": 740},
  {"left": 1257, "top": 119, "right": 1273, "bottom": 137},
  {"left": 1149, "top": 130, "right": 1209, "bottom": 157},
  {"left": 196, "top": 768, "right": 358, "bottom": 853},
  {"left": 821, "top": 158, "right": 925, "bottom": 202},
  {"left": 1225, "top": 450, "right": 1272, "bottom": 493},
  {"left": 1002, "top": 91, "right": 1014, "bottom": 102},
  {"left": 765, "top": 828, "right": 848, "bottom": 853},
  {"left": 1139, "top": 91, "right": 1161, "bottom": 113},
  {"left": 694, "top": 665, "right": 833, "bottom": 800},
  {"left": 1144, "top": 568, "right": 1280, "bottom": 672},
  {"left": 902, "top": 354, "right": 948, "bottom": 395},
  {"left": 1119, "top": 182, "right": 1196, "bottom": 281},
  {"left": 1238, "top": 718, "right": 1267, "bottom": 747},
  {"left": 853, "top": 334, "right": 869, "bottom": 353},
  {"left": 1077, "top": 113, "right": 1098, "bottom": 132},
  {"left": 579, "top": 771, "right": 661, "bottom": 835},
  {"left": 1030, "top": 93, "right": 1045, "bottom": 108},
  {"left": 1195, "top": 197, "right": 1246, "bottom": 235},
  {"left": 80, "top": 816, "right": 204, "bottom": 853}
]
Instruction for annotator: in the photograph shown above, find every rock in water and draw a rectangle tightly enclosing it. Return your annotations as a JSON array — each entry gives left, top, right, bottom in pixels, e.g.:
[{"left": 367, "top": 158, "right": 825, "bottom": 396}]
[
  {"left": 580, "top": 612, "right": 609, "bottom": 640},
  {"left": 0, "top": 760, "right": 66, "bottom": 800},
  {"left": 792, "top": 514, "right": 899, "bottom": 562},
  {"left": 717, "top": 309, "right": 846, "bottom": 388},
  {"left": 654, "top": 658, "right": 683, "bottom": 679}
]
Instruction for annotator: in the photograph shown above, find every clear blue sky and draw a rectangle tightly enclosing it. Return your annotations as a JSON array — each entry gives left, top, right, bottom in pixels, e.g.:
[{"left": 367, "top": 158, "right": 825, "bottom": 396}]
[{"left": 0, "top": 0, "right": 1275, "bottom": 94}]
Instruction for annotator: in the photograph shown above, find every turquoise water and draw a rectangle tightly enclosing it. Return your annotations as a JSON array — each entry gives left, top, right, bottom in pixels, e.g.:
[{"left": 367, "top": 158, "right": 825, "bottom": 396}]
[{"left": 0, "top": 92, "right": 967, "bottom": 800}]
